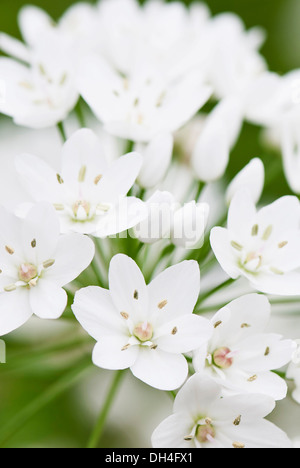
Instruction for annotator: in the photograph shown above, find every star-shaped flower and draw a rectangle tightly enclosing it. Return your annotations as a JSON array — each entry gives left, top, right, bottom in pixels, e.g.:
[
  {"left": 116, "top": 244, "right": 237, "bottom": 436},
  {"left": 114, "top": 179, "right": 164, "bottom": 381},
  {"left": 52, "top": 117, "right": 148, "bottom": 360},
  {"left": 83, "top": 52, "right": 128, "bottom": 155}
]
[{"left": 72, "top": 254, "right": 213, "bottom": 390}]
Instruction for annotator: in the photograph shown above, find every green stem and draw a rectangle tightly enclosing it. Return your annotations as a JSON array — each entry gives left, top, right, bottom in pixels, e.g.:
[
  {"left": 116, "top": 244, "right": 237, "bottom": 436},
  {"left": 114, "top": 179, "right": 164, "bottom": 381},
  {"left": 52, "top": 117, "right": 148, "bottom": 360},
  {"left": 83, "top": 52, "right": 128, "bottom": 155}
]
[
  {"left": 196, "top": 278, "right": 235, "bottom": 307},
  {"left": 0, "top": 358, "right": 92, "bottom": 447},
  {"left": 57, "top": 121, "right": 67, "bottom": 143},
  {"left": 87, "top": 370, "right": 125, "bottom": 448}
]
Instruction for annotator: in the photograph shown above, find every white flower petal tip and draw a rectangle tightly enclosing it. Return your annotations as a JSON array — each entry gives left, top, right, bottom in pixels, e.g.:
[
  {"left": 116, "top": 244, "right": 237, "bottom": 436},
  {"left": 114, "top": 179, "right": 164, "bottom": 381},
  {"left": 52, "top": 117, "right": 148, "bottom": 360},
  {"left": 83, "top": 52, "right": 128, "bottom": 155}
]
[
  {"left": 134, "top": 190, "right": 209, "bottom": 249},
  {"left": 193, "top": 294, "right": 296, "bottom": 401},
  {"left": 15, "top": 128, "right": 145, "bottom": 236},
  {"left": 226, "top": 158, "right": 265, "bottom": 206},
  {"left": 0, "top": 202, "right": 95, "bottom": 335},
  {"left": 73, "top": 254, "right": 212, "bottom": 390},
  {"left": 211, "top": 190, "right": 300, "bottom": 295},
  {"left": 151, "top": 374, "right": 292, "bottom": 449}
]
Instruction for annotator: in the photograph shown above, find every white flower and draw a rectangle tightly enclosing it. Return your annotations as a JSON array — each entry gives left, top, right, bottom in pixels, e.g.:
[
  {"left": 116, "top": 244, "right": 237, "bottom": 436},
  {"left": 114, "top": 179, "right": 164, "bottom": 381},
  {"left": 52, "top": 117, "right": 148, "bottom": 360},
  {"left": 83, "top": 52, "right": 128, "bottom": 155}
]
[
  {"left": 210, "top": 190, "right": 300, "bottom": 295},
  {"left": 193, "top": 294, "right": 296, "bottom": 400},
  {"left": 226, "top": 158, "right": 265, "bottom": 205},
  {"left": 0, "top": 13, "right": 79, "bottom": 128},
  {"left": 78, "top": 55, "right": 212, "bottom": 143},
  {"left": 72, "top": 254, "right": 213, "bottom": 390},
  {"left": 207, "top": 13, "right": 267, "bottom": 99},
  {"left": 151, "top": 373, "right": 291, "bottom": 448},
  {"left": 0, "top": 202, "right": 95, "bottom": 336},
  {"left": 96, "top": 0, "right": 211, "bottom": 81},
  {"left": 281, "top": 120, "right": 300, "bottom": 195},
  {"left": 287, "top": 340, "right": 300, "bottom": 405},
  {"left": 15, "top": 128, "right": 146, "bottom": 236},
  {"left": 134, "top": 191, "right": 209, "bottom": 249},
  {"left": 192, "top": 97, "right": 243, "bottom": 182},
  {"left": 136, "top": 132, "right": 173, "bottom": 189}
]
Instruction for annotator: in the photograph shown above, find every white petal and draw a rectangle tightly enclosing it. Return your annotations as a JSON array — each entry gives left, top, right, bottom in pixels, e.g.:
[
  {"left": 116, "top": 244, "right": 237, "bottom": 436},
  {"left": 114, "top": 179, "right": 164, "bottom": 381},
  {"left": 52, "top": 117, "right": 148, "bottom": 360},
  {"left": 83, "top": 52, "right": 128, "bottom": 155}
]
[
  {"left": 109, "top": 254, "right": 149, "bottom": 323},
  {"left": 61, "top": 128, "right": 108, "bottom": 185},
  {"left": 256, "top": 196, "right": 300, "bottom": 239},
  {"left": 130, "top": 347, "right": 188, "bottom": 390},
  {"left": 21, "top": 202, "right": 60, "bottom": 265},
  {"left": 95, "top": 153, "right": 142, "bottom": 204},
  {"left": 0, "top": 288, "right": 32, "bottom": 335},
  {"left": 45, "top": 233, "right": 95, "bottom": 286},
  {"left": 152, "top": 413, "right": 194, "bottom": 449},
  {"left": 155, "top": 315, "right": 213, "bottom": 354},
  {"left": 227, "top": 190, "right": 257, "bottom": 241},
  {"left": 226, "top": 158, "right": 265, "bottom": 206},
  {"left": 171, "top": 202, "right": 209, "bottom": 249},
  {"left": 29, "top": 279, "right": 67, "bottom": 319},
  {"left": 211, "top": 392, "right": 275, "bottom": 422},
  {"left": 137, "top": 133, "right": 173, "bottom": 189},
  {"left": 19, "top": 5, "right": 54, "bottom": 47},
  {"left": 174, "top": 373, "right": 221, "bottom": 416},
  {"left": 250, "top": 270, "right": 300, "bottom": 296},
  {"left": 94, "top": 197, "right": 147, "bottom": 238},
  {"left": 92, "top": 336, "right": 139, "bottom": 370},
  {"left": 210, "top": 227, "right": 241, "bottom": 279},
  {"left": 0, "top": 33, "right": 30, "bottom": 62},
  {"left": 15, "top": 153, "right": 61, "bottom": 203},
  {"left": 148, "top": 261, "right": 200, "bottom": 325},
  {"left": 72, "top": 286, "right": 126, "bottom": 340}
]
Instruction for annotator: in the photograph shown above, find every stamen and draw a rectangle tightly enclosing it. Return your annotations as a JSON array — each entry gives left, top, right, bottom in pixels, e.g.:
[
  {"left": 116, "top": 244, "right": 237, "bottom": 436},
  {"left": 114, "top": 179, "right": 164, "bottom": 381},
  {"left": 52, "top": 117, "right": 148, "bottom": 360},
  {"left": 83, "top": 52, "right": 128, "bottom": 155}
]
[
  {"left": 264, "top": 347, "right": 270, "bottom": 356},
  {"left": 94, "top": 174, "right": 103, "bottom": 185},
  {"left": 4, "top": 284, "right": 17, "bottom": 292},
  {"left": 171, "top": 327, "right": 178, "bottom": 335},
  {"left": 133, "top": 97, "right": 139, "bottom": 107},
  {"left": 231, "top": 241, "right": 243, "bottom": 251},
  {"left": 56, "top": 174, "right": 64, "bottom": 184},
  {"left": 278, "top": 241, "right": 288, "bottom": 249},
  {"left": 121, "top": 344, "right": 131, "bottom": 351},
  {"left": 120, "top": 312, "right": 129, "bottom": 320},
  {"left": 96, "top": 203, "right": 110, "bottom": 212},
  {"left": 43, "top": 259, "right": 55, "bottom": 269},
  {"left": 233, "top": 442, "right": 245, "bottom": 449},
  {"left": 78, "top": 165, "right": 87, "bottom": 183},
  {"left": 54, "top": 204, "right": 65, "bottom": 211},
  {"left": 133, "top": 290, "right": 139, "bottom": 300},
  {"left": 184, "top": 435, "right": 194, "bottom": 441},
  {"left": 270, "top": 267, "right": 284, "bottom": 275},
  {"left": 205, "top": 418, "right": 212, "bottom": 425},
  {"left": 251, "top": 224, "right": 259, "bottom": 236},
  {"left": 214, "top": 321, "right": 222, "bottom": 329},
  {"left": 29, "top": 278, "right": 38, "bottom": 287},
  {"left": 150, "top": 344, "right": 158, "bottom": 350},
  {"left": 262, "top": 225, "right": 273, "bottom": 241},
  {"left": 59, "top": 73, "right": 68, "bottom": 86},
  {"left": 31, "top": 239, "right": 36, "bottom": 248},
  {"left": 233, "top": 415, "right": 241, "bottom": 426},
  {"left": 158, "top": 300, "right": 168, "bottom": 309},
  {"left": 39, "top": 63, "right": 46, "bottom": 76},
  {"left": 247, "top": 375, "right": 257, "bottom": 382},
  {"left": 5, "top": 245, "right": 14, "bottom": 255},
  {"left": 241, "top": 323, "right": 250, "bottom": 328}
]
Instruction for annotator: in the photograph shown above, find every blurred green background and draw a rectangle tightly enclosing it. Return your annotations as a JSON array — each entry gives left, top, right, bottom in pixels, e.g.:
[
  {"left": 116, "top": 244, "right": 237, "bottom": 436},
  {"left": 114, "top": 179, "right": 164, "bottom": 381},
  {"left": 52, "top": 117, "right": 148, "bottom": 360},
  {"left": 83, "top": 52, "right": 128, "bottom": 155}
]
[{"left": 0, "top": 0, "right": 299, "bottom": 448}]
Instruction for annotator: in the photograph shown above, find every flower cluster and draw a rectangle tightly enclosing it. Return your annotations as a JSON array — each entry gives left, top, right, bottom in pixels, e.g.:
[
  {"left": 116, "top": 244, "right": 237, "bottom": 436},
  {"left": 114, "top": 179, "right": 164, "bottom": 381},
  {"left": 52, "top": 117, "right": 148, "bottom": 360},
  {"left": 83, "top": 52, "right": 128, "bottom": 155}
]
[{"left": 0, "top": 0, "right": 299, "bottom": 450}]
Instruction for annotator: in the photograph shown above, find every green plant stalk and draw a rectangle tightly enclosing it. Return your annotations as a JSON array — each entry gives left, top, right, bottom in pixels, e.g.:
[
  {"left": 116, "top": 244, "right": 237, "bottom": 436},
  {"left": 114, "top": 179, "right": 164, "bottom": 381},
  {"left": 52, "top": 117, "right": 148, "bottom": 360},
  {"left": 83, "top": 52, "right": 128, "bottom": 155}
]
[
  {"left": 87, "top": 370, "right": 125, "bottom": 448},
  {"left": 0, "top": 358, "right": 93, "bottom": 447}
]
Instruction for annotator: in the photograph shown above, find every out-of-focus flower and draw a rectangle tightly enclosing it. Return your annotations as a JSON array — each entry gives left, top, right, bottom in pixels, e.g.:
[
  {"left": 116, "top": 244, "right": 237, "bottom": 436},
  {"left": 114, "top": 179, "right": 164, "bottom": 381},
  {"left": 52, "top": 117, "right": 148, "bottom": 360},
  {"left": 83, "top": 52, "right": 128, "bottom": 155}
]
[
  {"left": 287, "top": 340, "right": 300, "bottom": 405},
  {"left": 207, "top": 13, "right": 267, "bottom": 100},
  {"left": 210, "top": 190, "right": 300, "bottom": 295},
  {"left": 78, "top": 56, "right": 212, "bottom": 143},
  {"left": 72, "top": 254, "right": 212, "bottom": 390},
  {"left": 151, "top": 373, "right": 291, "bottom": 448},
  {"left": 0, "top": 9, "right": 79, "bottom": 128},
  {"left": 136, "top": 132, "right": 173, "bottom": 189},
  {"left": 15, "top": 128, "right": 147, "bottom": 236},
  {"left": 192, "top": 97, "right": 243, "bottom": 182},
  {"left": 0, "top": 202, "right": 94, "bottom": 336},
  {"left": 226, "top": 158, "right": 265, "bottom": 205},
  {"left": 134, "top": 190, "right": 209, "bottom": 249},
  {"left": 193, "top": 294, "right": 296, "bottom": 400}
]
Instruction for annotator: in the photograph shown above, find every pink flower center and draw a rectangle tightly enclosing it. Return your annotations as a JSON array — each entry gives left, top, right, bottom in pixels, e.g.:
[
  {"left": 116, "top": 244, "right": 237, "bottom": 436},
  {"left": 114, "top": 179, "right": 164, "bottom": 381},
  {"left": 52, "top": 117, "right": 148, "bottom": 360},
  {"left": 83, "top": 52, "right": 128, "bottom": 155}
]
[
  {"left": 212, "top": 347, "right": 233, "bottom": 369},
  {"left": 133, "top": 321, "right": 153, "bottom": 342},
  {"left": 18, "top": 263, "right": 38, "bottom": 283}
]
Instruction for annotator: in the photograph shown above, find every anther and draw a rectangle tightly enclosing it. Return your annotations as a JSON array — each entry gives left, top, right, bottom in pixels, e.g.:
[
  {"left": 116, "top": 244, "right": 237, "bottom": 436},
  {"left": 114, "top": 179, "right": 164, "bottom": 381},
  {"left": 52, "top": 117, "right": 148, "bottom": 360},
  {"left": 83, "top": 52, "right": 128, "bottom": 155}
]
[
  {"left": 214, "top": 321, "right": 222, "bottom": 329},
  {"left": 56, "top": 173, "right": 64, "bottom": 184},
  {"left": 121, "top": 344, "right": 131, "bottom": 351},
  {"left": 4, "top": 284, "right": 17, "bottom": 292},
  {"left": 43, "top": 259, "right": 55, "bottom": 269},
  {"left": 184, "top": 435, "right": 194, "bottom": 441},
  {"left": 120, "top": 312, "right": 129, "bottom": 320},
  {"left": 231, "top": 241, "right": 243, "bottom": 251},
  {"left": 158, "top": 300, "right": 168, "bottom": 309},
  {"left": 251, "top": 224, "right": 259, "bottom": 236},
  {"left": 94, "top": 174, "right": 103, "bottom": 185},
  {"left": 233, "top": 442, "right": 245, "bottom": 449},
  {"left": 241, "top": 323, "right": 250, "bottom": 328},
  {"left": 31, "top": 239, "right": 36, "bottom": 248},
  {"left": 133, "top": 290, "right": 139, "bottom": 300},
  {"left": 5, "top": 245, "right": 14, "bottom": 255},
  {"left": 278, "top": 241, "right": 288, "bottom": 249},
  {"left": 171, "top": 327, "right": 178, "bottom": 336},
  {"left": 78, "top": 165, "right": 87, "bottom": 183},
  {"left": 247, "top": 375, "right": 257, "bottom": 382},
  {"left": 233, "top": 415, "right": 241, "bottom": 426},
  {"left": 264, "top": 347, "right": 270, "bottom": 356},
  {"left": 262, "top": 225, "right": 273, "bottom": 241}
]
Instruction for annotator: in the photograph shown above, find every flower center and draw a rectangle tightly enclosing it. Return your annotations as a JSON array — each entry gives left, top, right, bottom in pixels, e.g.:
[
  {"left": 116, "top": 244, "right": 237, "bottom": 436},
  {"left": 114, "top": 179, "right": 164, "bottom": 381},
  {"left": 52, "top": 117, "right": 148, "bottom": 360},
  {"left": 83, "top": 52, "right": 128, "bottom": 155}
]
[
  {"left": 196, "top": 423, "right": 216, "bottom": 443},
  {"left": 212, "top": 347, "right": 233, "bottom": 369},
  {"left": 133, "top": 321, "right": 153, "bottom": 342},
  {"left": 72, "top": 200, "right": 91, "bottom": 220},
  {"left": 18, "top": 263, "right": 38, "bottom": 283}
]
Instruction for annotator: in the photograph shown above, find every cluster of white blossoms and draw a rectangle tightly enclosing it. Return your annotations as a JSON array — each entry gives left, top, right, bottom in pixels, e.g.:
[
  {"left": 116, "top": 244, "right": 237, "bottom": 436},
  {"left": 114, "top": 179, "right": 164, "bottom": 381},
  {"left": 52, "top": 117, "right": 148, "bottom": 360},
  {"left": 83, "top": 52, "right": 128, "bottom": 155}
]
[{"left": 0, "top": 0, "right": 300, "bottom": 450}]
